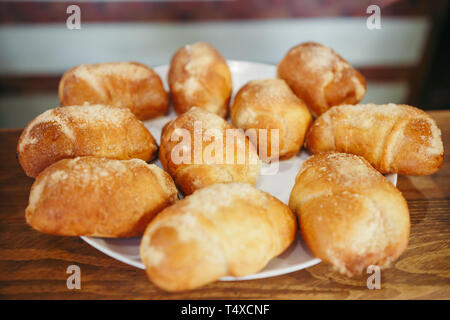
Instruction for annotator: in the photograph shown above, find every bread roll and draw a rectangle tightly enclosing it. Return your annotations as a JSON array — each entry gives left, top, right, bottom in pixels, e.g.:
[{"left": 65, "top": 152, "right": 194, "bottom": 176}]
[
  {"left": 289, "top": 152, "right": 410, "bottom": 276},
  {"left": 231, "top": 78, "right": 312, "bottom": 161},
  {"left": 26, "top": 156, "right": 178, "bottom": 237},
  {"left": 278, "top": 42, "right": 366, "bottom": 116},
  {"left": 305, "top": 103, "right": 444, "bottom": 175},
  {"left": 159, "top": 107, "right": 260, "bottom": 195},
  {"left": 17, "top": 105, "right": 157, "bottom": 178},
  {"left": 168, "top": 42, "right": 232, "bottom": 117},
  {"left": 59, "top": 62, "right": 169, "bottom": 120},
  {"left": 140, "top": 182, "right": 297, "bottom": 291}
]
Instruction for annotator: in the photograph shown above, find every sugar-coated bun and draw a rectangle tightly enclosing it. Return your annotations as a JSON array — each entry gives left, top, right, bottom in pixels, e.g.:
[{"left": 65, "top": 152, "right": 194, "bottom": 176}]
[
  {"left": 231, "top": 78, "right": 312, "bottom": 161},
  {"left": 278, "top": 42, "right": 366, "bottom": 116},
  {"left": 305, "top": 103, "right": 444, "bottom": 175},
  {"left": 26, "top": 157, "right": 178, "bottom": 237},
  {"left": 17, "top": 105, "right": 157, "bottom": 178},
  {"left": 289, "top": 152, "right": 410, "bottom": 276},
  {"left": 159, "top": 107, "right": 260, "bottom": 195},
  {"left": 169, "top": 42, "right": 232, "bottom": 117},
  {"left": 140, "top": 182, "right": 297, "bottom": 291},
  {"left": 59, "top": 62, "right": 169, "bottom": 120}
]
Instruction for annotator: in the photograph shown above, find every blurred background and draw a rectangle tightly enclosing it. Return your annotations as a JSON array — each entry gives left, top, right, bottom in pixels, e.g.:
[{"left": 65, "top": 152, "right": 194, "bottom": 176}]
[{"left": 0, "top": 0, "right": 449, "bottom": 128}]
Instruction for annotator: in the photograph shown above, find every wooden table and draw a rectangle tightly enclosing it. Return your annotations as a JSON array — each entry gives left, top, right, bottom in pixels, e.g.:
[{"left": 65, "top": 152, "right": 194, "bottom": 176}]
[{"left": 1, "top": 110, "right": 449, "bottom": 300}]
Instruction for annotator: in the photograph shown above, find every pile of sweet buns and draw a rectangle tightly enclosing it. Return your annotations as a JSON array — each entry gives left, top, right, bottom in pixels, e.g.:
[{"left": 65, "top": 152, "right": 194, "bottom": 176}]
[{"left": 17, "top": 42, "right": 444, "bottom": 292}]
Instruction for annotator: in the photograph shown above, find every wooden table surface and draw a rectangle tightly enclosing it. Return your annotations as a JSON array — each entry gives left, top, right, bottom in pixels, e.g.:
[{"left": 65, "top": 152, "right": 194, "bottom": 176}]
[{"left": 0, "top": 110, "right": 449, "bottom": 300}]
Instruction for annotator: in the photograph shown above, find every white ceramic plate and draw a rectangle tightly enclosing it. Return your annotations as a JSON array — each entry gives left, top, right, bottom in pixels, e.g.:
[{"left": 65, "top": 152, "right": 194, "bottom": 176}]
[{"left": 81, "top": 60, "right": 397, "bottom": 281}]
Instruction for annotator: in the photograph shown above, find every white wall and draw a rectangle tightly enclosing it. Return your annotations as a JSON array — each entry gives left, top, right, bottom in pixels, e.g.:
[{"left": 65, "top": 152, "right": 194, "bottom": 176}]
[
  {"left": 0, "top": 18, "right": 428, "bottom": 74},
  {"left": 0, "top": 17, "right": 429, "bottom": 127}
]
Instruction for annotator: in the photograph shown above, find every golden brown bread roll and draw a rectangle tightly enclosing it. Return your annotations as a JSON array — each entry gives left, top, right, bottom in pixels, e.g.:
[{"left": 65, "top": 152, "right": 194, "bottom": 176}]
[
  {"left": 59, "top": 62, "right": 169, "bottom": 120},
  {"left": 159, "top": 107, "right": 260, "bottom": 195},
  {"left": 17, "top": 104, "right": 157, "bottom": 178},
  {"left": 140, "top": 182, "right": 297, "bottom": 291},
  {"left": 231, "top": 78, "right": 312, "bottom": 161},
  {"left": 168, "top": 42, "right": 232, "bottom": 117},
  {"left": 278, "top": 42, "right": 366, "bottom": 116},
  {"left": 289, "top": 152, "right": 410, "bottom": 276},
  {"left": 305, "top": 103, "right": 444, "bottom": 175},
  {"left": 26, "top": 156, "right": 178, "bottom": 237}
]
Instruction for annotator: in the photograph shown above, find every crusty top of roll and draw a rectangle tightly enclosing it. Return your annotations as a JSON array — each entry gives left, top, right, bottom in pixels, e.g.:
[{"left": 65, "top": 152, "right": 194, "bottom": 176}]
[
  {"left": 318, "top": 104, "right": 443, "bottom": 156},
  {"left": 141, "top": 182, "right": 297, "bottom": 291},
  {"left": 171, "top": 42, "right": 227, "bottom": 95},
  {"left": 289, "top": 152, "right": 410, "bottom": 276},
  {"left": 60, "top": 62, "right": 165, "bottom": 93},
  {"left": 26, "top": 156, "right": 178, "bottom": 237},
  {"left": 17, "top": 104, "right": 157, "bottom": 177},
  {"left": 294, "top": 152, "right": 388, "bottom": 190},
  {"left": 306, "top": 103, "right": 444, "bottom": 175},
  {"left": 232, "top": 78, "right": 304, "bottom": 120},
  {"left": 27, "top": 157, "right": 176, "bottom": 214},
  {"left": 169, "top": 42, "right": 232, "bottom": 117},
  {"left": 167, "top": 105, "right": 228, "bottom": 132},
  {"left": 159, "top": 107, "right": 260, "bottom": 195},
  {"left": 59, "top": 62, "right": 169, "bottom": 120},
  {"left": 70, "top": 62, "right": 152, "bottom": 86},
  {"left": 19, "top": 105, "right": 139, "bottom": 153},
  {"left": 277, "top": 42, "right": 366, "bottom": 116},
  {"left": 231, "top": 78, "right": 312, "bottom": 160}
]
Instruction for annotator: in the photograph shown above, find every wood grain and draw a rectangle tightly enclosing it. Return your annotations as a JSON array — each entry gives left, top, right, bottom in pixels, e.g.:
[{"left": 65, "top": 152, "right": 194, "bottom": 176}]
[{"left": 0, "top": 111, "right": 449, "bottom": 299}]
